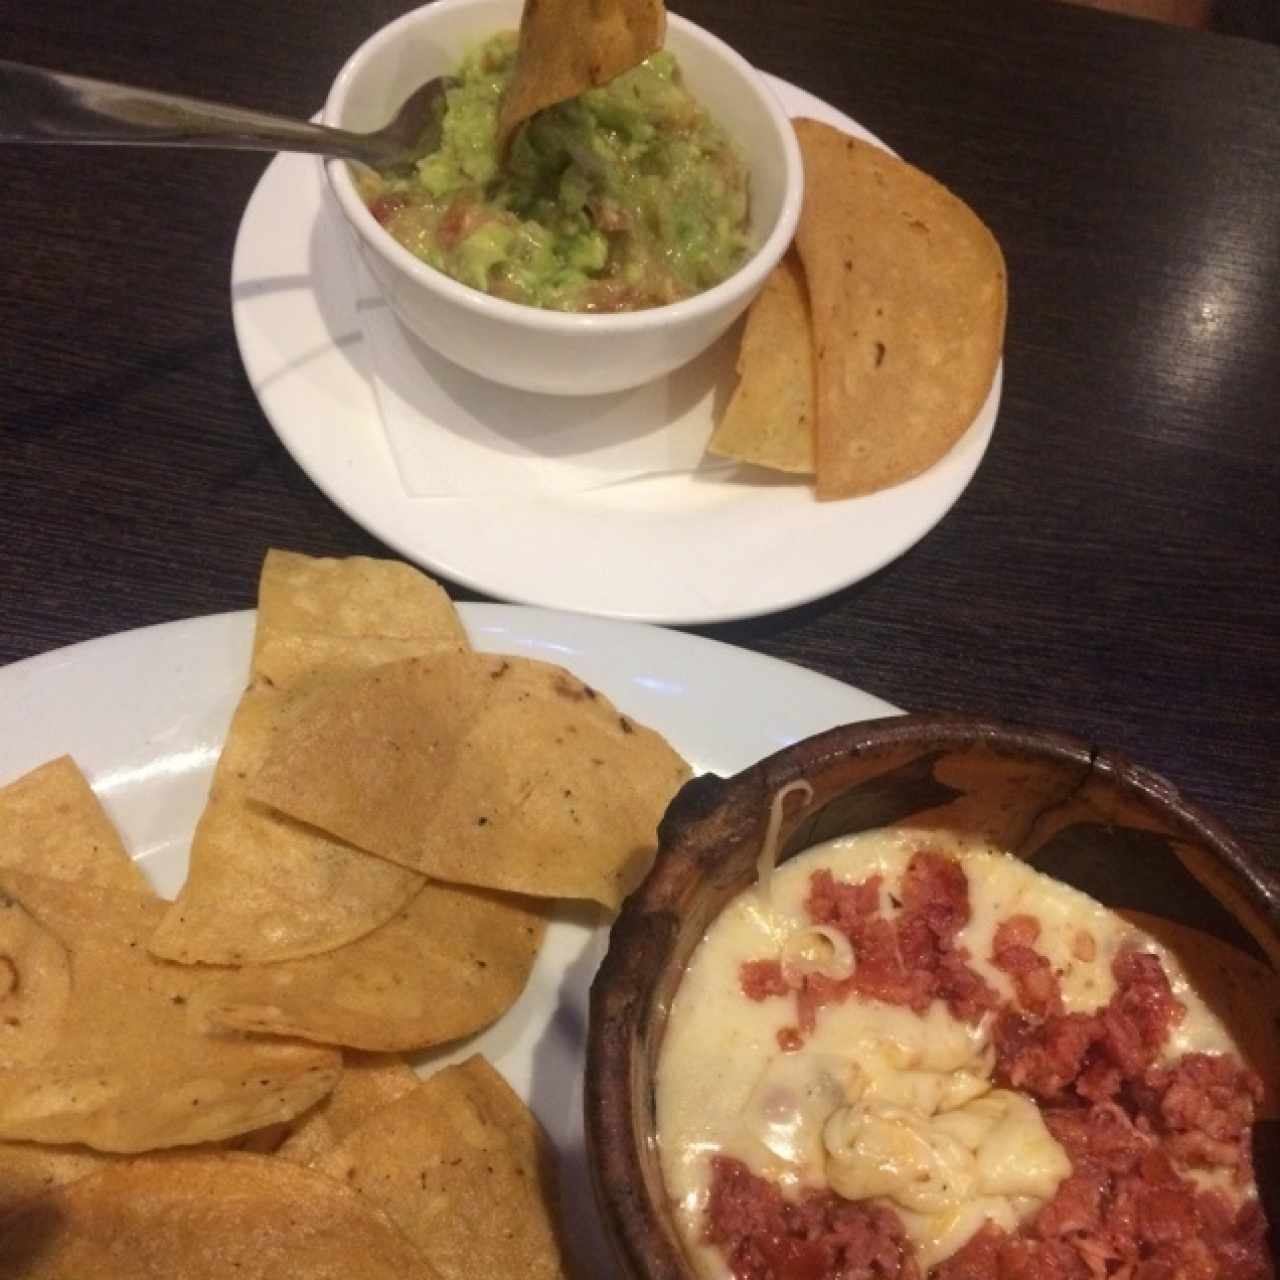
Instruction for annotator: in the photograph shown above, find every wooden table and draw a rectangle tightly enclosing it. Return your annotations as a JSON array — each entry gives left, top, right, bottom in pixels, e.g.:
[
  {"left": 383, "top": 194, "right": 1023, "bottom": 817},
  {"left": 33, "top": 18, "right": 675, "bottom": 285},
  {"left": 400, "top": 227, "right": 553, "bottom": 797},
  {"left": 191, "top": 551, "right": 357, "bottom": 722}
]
[{"left": 2, "top": 0, "right": 1277, "bottom": 867}]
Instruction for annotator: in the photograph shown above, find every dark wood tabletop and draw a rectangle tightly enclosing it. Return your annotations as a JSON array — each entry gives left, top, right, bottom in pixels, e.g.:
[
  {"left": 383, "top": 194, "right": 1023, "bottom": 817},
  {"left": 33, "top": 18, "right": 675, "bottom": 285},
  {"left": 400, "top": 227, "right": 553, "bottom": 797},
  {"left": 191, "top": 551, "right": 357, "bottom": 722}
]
[{"left": 2, "top": 0, "right": 1277, "bottom": 868}]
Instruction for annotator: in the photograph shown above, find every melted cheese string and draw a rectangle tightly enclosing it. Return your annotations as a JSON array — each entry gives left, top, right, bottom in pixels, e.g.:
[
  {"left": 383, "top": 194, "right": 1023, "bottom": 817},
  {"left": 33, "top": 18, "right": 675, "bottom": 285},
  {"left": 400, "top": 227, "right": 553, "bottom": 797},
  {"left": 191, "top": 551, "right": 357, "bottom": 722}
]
[{"left": 755, "top": 779, "right": 814, "bottom": 906}]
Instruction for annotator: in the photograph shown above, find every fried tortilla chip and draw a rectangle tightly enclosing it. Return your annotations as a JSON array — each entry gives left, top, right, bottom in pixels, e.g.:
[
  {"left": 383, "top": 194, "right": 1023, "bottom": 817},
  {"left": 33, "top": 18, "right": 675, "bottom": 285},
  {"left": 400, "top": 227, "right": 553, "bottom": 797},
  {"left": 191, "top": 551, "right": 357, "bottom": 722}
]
[
  {"left": 0, "top": 811, "right": 287, "bottom": 1200},
  {"left": 148, "top": 686, "right": 426, "bottom": 965},
  {"left": 707, "top": 251, "right": 816, "bottom": 474},
  {"left": 250, "top": 653, "right": 691, "bottom": 908},
  {"left": 253, "top": 630, "right": 459, "bottom": 691},
  {"left": 254, "top": 549, "right": 468, "bottom": 646},
  {"left": 0, "top": 1120, "right": 317, "bottom": 1215},
  {"left": 0, "top": 1139, "right": 124, "bottom": 1218},
  {"left": 1120, "top": 910, "right": 1280, "bottom": 1117},
  {"left": 0, "top": 757, "right": 147, "bottom": 894},
  {"left": 0, "top": 766, "right": 153, "bottom": 1203},
  {"left": 0, "top": 1152, "right": 440, "bottom": 1278},
  {"left": 0, "top": 871, "right": 340, "bottom": 1153},
  {"left": 150, "top": 550, "right": 467, "bottom": 966},
  {"left": 792, "top": 119, "right": 1006, "bottom": 500},
  {"left": 276, "top": 1051, "right": 422, "bottom": 1164},
  {"left": 0, "top": 1125, "right": 298, "bottom": 1216},
  {"left": 498, "top": 0, "right": 665, "bottom": 151},
  {"left": 315, "top": 1056, "right": 566, "bottom": 1280},
  {"left": 0, "top": 890, "right": 71, "bottom": 1070},
  {"left": 193, "top": 880, "right": 546, "bottom": 1052}
]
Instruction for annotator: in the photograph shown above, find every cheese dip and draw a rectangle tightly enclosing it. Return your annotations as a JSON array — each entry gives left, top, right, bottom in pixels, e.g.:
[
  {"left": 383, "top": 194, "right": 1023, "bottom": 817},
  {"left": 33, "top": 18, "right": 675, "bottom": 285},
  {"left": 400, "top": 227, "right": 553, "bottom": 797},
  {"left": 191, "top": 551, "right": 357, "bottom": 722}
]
[{"left": 655, "top": 828, "right": 1269, "bottom": 1280}]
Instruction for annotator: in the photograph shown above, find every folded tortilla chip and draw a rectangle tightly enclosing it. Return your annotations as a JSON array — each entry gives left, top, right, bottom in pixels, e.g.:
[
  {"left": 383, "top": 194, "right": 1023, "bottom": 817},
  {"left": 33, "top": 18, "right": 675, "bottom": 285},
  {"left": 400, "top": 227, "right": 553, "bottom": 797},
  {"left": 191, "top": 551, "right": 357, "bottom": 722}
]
[
  {"left": 0, "top": 757, "right": 148, "bottom": 894},
  {"left": 315, "top": 1056, "right": 567, "bottom": 1280},
  {"left": 707, "top": 250, "right": 816, "bottom": 474},
  {"left": 792, "top": 119, "right": 1006, "bottom": 500},
  {"left": 148, "top": 685, "right": 426, "bottom": 965},
  {"left": 498, "top": 0, "right": 665, "bottom": 151},
  {"left": 275, "top": 1050, "right": 420, "bottom": 1164},
  {"left": 193, "top": 879, "right": 546, "bottom": 1052},
  {"left": 0, "top": 1152, "right": 440, "bottom": 1278},
  {"left": 0, "top": 775, "right": 289, "bottom": 1198},
  {"left": 150, "top": 550, "right": 467, "bottom": 966},
  {"left": 0, "top": 870, "right": 340, "bottom": 1153},
  {"left": 249, "top": 653, "right": 691, "bottom": 908}
]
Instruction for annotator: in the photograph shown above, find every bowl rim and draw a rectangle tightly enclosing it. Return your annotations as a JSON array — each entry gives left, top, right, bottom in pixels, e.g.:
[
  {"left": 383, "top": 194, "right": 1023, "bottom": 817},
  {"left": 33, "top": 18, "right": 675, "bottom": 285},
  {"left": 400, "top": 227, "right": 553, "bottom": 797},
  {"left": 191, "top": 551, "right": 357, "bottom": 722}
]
[
  {"left": 321, "top": 0, "right": 804, "bottom": 332},
  {"left": 584, "top": 711, "right": 1280, "bottom": 1280}
]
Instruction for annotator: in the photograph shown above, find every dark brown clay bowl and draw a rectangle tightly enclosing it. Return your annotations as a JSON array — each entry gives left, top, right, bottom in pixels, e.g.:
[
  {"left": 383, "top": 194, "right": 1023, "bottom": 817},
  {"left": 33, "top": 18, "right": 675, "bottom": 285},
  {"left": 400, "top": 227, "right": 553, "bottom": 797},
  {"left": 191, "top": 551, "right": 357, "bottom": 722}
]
[{"left": 585, "top": 713, "right": 1280, "bottom": 1280}]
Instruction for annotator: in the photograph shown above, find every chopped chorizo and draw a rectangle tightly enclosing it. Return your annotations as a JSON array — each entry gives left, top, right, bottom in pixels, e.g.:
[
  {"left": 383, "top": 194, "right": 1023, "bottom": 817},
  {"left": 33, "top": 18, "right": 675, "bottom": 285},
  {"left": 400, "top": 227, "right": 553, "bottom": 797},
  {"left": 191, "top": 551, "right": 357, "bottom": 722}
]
[{"left": 704, "top": 1156, "right": 917, "bottom": 1280}]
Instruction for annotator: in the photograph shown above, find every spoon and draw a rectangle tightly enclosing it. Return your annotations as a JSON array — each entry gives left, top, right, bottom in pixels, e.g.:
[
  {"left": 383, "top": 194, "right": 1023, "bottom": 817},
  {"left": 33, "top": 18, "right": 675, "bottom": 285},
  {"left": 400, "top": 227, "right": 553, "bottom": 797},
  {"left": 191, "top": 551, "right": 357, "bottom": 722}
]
[{"left": 0, "top": 59, "right": 454, "bottom": 171}]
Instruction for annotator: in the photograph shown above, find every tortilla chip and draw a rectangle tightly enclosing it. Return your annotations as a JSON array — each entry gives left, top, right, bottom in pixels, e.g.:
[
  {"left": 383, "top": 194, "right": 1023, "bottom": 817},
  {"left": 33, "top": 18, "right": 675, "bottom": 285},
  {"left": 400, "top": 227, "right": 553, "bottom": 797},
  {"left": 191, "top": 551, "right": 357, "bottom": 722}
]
[
  {"left": 498, "top": 0, "right": 665, "bottom": 151},
  {"left": 1120, "top": 910, "right": 1280, "bottom": 1117},
  {"left": 0, "top": 872, "right": 290, "bottom": 1203},
  {"left": 276, "top": 1051, "right": 421, "bottom": 1164},
  {"left": 150, "top": 550, "right": 467, "bottom": 966},
  {"left": 249, "top": 653, "right": 691, "bottom": 908},
  {"left": 315, "top": 1056, "right": 567, "bottom": 1280},
  {"left": 254, "top": 548, "right": 468, "bottom": 664},
  {"left": 708, "top": 251, "right": 816, "bottom": 474},
  {"left": 0, "top": 891, "right": 71, "bottom": 1070},
  {"left": 0, "top": 870, "right": 340, "bottom": 1153},
  {"left": 0, "top": 757, "right": 148, "bottom": 895},
  {"left": 0, "top": 1122, "right": 296, "bottom": 1217},
  {"left": 0, "top": 1140, "right": 124, "bottom": 1218},
  {"left": 0, "top": 1118, "right": 314, "bottom": 1215},
  {"left": 0, "top": 770, "right": 154, "bottom": 1204},
  {"left": 0, "top": 1152, "right": 440, "bottom": 1278},
  {"left": 792, "top": 119, "right": 1006, "bottom": 500},
  {"left": 148, "top": 685, "right": 426, "bottom": 965},
  {"left": 193, "top": 880, "right": 547, "bottom": 1052},
  {"left": 253, "top": 630, "right": 460, "bottom": 691}
]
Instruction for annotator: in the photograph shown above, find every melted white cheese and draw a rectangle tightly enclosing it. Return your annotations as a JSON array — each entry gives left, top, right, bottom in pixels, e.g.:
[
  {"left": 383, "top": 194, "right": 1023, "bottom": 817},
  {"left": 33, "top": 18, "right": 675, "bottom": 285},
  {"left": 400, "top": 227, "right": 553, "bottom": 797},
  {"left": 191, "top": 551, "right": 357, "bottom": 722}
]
[{"left": 655, "top": 829, "right": 1243, "bottom": 1279}]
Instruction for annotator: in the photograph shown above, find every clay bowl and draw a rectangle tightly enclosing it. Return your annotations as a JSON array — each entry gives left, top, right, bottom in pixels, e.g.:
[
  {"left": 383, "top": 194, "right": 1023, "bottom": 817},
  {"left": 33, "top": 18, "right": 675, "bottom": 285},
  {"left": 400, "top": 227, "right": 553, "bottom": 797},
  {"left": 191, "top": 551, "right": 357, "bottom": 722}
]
[{"left": 585, "top": 713, "right": 1280, "bottom": 1280}]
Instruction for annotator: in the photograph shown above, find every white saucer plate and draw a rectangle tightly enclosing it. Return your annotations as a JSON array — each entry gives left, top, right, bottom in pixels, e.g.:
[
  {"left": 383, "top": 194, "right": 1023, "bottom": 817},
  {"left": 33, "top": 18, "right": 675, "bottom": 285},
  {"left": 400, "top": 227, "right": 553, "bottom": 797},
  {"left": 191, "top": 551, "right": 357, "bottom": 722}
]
[{"left": 231, "top": 78, "right": 1000, "bottom": 625}]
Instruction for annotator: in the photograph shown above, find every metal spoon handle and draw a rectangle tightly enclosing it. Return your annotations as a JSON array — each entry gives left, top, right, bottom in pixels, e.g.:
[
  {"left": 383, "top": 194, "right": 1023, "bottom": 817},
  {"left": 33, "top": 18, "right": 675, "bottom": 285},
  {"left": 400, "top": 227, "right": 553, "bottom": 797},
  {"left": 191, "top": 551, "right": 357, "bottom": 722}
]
[{"left": 0, "top": 59, "right": 382, "bottom": 164}]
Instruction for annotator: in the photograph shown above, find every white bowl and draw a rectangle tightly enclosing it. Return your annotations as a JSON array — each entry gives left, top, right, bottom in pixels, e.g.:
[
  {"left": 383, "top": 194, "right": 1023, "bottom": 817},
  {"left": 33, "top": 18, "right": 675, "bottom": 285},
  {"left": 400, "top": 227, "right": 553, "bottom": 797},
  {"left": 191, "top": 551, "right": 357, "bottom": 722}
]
[{"left": 323, "top": 0, "right": 803, "bottom": 397}]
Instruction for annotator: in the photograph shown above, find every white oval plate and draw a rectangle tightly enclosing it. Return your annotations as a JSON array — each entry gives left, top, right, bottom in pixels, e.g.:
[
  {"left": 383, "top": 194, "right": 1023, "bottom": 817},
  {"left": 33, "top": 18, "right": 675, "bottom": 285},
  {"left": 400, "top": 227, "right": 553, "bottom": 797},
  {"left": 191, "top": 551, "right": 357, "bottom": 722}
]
[
  {"left": 0, "top": 606, "right": 899, "bottom": 1271},
  {"left": 231, "top": 77, "right": 1000, "bottom": 625}
]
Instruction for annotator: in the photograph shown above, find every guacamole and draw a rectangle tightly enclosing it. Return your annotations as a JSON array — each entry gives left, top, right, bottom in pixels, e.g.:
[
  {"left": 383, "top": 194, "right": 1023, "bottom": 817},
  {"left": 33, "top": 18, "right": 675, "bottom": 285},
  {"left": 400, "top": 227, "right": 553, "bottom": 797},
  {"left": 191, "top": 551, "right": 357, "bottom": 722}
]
[{"left": 359, "top": 33, "right": 751, "bottom": 312}]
